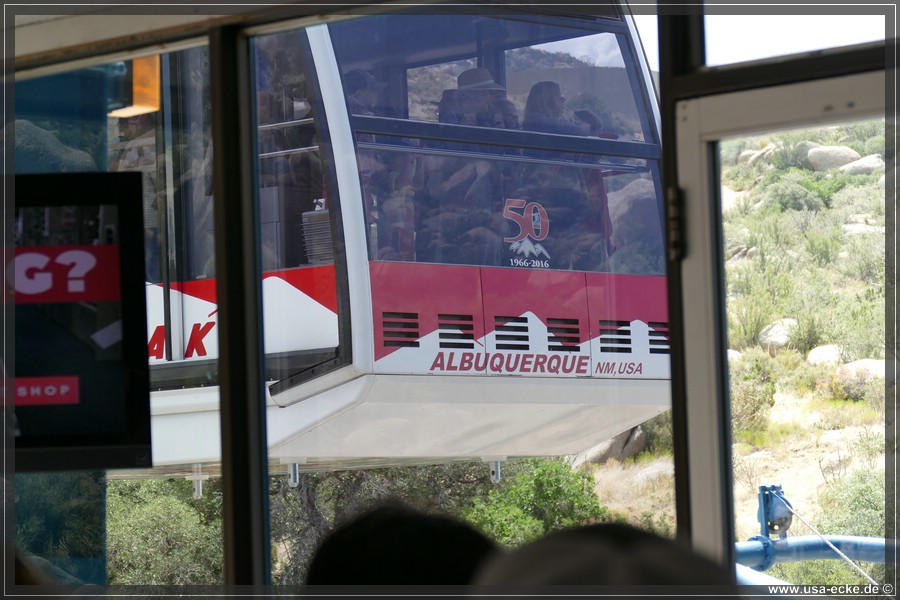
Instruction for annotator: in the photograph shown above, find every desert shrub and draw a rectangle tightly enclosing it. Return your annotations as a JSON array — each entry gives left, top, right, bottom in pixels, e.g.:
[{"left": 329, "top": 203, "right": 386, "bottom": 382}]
[
  {"left": 759, "top": 177, "right": 824, "bottom": 212},
  {"left": 844, "top": 119, "right": 884, "bottom": 150},
  {"left": 827, "top": 371, "right": 871, "bottom": 402},
  {"left": 803, "top": 229, "right": 842, "bottom": 266},
  {"left": 768, "top": 135, "right": 811, "bottom": 170},
  {"left": 860, "top": 134, "right": 885, "bottom": 157},
  {"left": 728, "top": 255, "right": 795, "bottom": 305},
  {"left": 787, "top": 313, "right": 823, "bottom": 356},
  {"left": 727, "top": 297, "right": 775, "bottom": 349},
  {"left": 862, "top": 378, "right": 886, "bottom": 418},
  {"left": 787, "top": 360, "right": 832, "bottom": 394},
  {"left": 840, "top": 239, "right": 883, "bottom": 286},
  {"left": 730, "top": 380, "right": 775, "bottom": 434},
  {"left": 852, "top": 428, "right": 885, "bottom": 469},
  {"left": 729, "top": 348, "right": 777, "bottom": 433},
  {"left": 722, "top": 160, "right": 766, "bottom": 191},
  {"left": 636, "top": 511, "right": 674, "bottom": 538},
  {"left": 831, "top": 182, "right": 885, "bottom": 218},
  {"left": 784, "top": 286, "right": 837, "bottom": 354},
  {"left": 830, "top": 289, "right": 884, "bottom": 360},
  {"left": 818, "top": 468, "right": 884, "bottom": 537},
  {"left": 641, "top": 410, "right": 673, "bottom": 455}
]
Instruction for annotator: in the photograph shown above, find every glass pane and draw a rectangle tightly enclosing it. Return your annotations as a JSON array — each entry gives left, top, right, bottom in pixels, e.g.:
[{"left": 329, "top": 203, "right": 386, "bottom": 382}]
[
  {"left": 14, "top": 48, "right": 223, "bottom": 585},
  {"left": 705, "top": 15, "right": 885, "bottom": 67},
  {"left": 720, "top": 120, "right": 886, "bottom": 584},
  {"left": 356, "top": 138, "right": 662, "bottom": 274},
  {"left": 251, "top": 30, "right": 341, "bottom": 381}
]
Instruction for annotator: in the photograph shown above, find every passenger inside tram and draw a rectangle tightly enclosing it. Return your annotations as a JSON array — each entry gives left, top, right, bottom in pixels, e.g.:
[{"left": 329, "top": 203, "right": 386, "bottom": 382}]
[
  {"left": 510, "top": 80, "right": 611, "bottom": 271},
  {"left": 345, "top": 69, "right": 386, "bottom": 116}
]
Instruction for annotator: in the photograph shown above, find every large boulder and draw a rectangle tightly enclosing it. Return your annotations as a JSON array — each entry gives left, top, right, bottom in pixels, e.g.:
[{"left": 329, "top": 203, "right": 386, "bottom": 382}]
[
  {"left": 807, "top": 344, "right": 843, "bottom": 366},
  {"left": 758, "top": 318, "right": 797, "bottom": 355},
  {"left": 836, "top": 359, "right": 884, "bottom": 382},
  {"left": 806, "top": 146, "right": 861, "bottom": 171},
  {"left": 838, "top": 154, "right": 884, "bottom": 175},
  {"left": 747, "top": 143, "right": 777, "bottom": 167},
  {"left": 737, "top": 149, "right": 757, "bottom": 165},
  {"left": 573, "top": 426, "right": 646, "bottom": 467},
  {"left": 795, "top": 140, "right": 822, "bottom": 170}
]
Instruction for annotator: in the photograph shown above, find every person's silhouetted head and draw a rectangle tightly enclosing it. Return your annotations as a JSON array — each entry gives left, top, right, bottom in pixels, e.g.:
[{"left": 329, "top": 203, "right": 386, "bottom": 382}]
[
  {"left": 305, "top": 503, "right": 497, "bottom": 585},
  {"left": 473, "top": 523, "right": 737, "bottom": 586}
]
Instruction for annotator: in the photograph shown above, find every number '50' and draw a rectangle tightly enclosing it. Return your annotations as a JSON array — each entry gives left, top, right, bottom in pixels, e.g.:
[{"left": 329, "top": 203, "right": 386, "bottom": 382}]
[{"left": 502, "top": 199, "right": 549, "bottom": 243}]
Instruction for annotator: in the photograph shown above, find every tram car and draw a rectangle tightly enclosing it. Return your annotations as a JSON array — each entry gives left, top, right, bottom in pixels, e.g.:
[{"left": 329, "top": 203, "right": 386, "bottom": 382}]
[{"left": 17, "top": 6, "right": 669, "bottom": 471}]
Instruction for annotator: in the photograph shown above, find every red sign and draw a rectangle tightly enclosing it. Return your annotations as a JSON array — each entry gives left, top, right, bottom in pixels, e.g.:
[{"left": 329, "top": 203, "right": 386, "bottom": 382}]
[
  {"left": 15, "top": 376, "right": 80, "bottom": 406},
  {"left": 11, "top": 245, "right": 121, "bottom": 304}
]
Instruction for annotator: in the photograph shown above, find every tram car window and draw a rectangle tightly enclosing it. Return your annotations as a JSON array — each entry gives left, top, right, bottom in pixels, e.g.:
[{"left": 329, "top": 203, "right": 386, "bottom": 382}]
[{"left": 328, "top": 12, "right": 663, "bottom": 275}]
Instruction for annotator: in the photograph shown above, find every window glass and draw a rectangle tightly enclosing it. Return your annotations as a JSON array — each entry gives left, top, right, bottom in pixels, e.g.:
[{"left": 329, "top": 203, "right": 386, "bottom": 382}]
[
  {"left": 14, "top": 48, "right": 224, "bottom": 585},
  {"left": 329, "top": 12, "right": 661, "bottom": 272},
  {"left": 250, "top": 30, "right": 341, "bottom": 376},
  {"left": 719, "top": 120, "right": 886, "bottom": 584},
  {"left": 356, "top": 138, "right": 662, "bottom": 273}
]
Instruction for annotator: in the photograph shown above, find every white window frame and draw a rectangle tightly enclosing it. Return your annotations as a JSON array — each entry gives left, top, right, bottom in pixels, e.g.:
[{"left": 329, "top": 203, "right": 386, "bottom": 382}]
[{"left": 674, "top": 69, "right": 887, "bottom": 563}]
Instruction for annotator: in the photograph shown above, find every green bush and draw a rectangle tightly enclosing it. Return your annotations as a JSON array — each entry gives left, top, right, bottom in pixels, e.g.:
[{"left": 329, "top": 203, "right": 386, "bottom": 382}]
[
  {"left": 728, "top": 298, "right": 774, "bottom": 349},
  {"left": 789, "top": 312, "right": 824, "bottom": 355},
  {"left": 722, "top": 161, "right": 766, "bottom": 192},
  {"left": 760, "top": 179, "right": 825, "bottom": 212},
  {"left": 803, "top": 229, "right": 842, "bottom": 266},
  {"left": 641, "top": 410, "right": 674, "bottom": 455},
  {"left": 860, "top": 134, "right": 885, "bottom": 157},
  {"left": 462, "top": 458, "right": 609, "bottom": 548},
  {"left": 830, "top": 289, "right": 884, "bottom": 360}
]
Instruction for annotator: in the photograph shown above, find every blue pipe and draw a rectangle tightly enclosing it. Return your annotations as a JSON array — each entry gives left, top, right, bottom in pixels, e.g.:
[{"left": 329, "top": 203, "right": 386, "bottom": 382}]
[{"left": 735, "top": 535, "right": 895, "bottom": 571}]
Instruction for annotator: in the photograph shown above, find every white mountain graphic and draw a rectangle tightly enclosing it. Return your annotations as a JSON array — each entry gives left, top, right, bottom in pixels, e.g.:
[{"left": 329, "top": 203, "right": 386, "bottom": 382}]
[{"left": 510, "top": 238, "right": 550, "bottom": 259}]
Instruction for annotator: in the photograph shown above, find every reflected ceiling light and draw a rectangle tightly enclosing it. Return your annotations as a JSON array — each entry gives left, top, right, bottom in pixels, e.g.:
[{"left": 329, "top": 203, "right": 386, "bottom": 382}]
[{"left": 108, "top": 56, "right": 160, "bottom": 118}]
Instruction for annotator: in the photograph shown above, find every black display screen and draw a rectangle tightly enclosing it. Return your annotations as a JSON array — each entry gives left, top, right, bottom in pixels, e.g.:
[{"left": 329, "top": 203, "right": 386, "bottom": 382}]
[{"left": 12, "top": 172, "right": 152, "bottom": 471}]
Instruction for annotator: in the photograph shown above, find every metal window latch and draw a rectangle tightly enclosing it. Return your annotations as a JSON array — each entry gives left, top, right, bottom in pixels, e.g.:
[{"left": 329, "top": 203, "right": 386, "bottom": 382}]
[{"left": 666, "top": 186, "right": 685, "bottom": 262}]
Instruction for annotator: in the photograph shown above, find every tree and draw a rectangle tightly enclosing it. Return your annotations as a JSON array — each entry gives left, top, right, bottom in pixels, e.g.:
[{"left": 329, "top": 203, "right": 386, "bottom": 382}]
[
  {"left": 15, "top": 471, "right": 106, "bottom": 584},
  {"left": 106, "top": 478, "right": 223, "bottom": 585},
  {"left": 462, "top": 458, "right": 611, "bottom": 548},
  {"left": 269, "top": 462, "right": 495, "bottom": 584}
]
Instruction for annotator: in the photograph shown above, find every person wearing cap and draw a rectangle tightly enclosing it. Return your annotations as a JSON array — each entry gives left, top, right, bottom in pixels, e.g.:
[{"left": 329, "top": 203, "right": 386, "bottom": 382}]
[
  {"left": 455, "top": 68, "right": 508, "bottom": 128},
  {"left": 345, "top": 69, "right": 386, "bottom": 116}
]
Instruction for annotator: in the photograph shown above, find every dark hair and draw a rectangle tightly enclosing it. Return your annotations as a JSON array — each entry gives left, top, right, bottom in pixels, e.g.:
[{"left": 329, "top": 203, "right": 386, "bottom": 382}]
[{"left": 306, "top": 503, "right": 497, "bottom": 585}]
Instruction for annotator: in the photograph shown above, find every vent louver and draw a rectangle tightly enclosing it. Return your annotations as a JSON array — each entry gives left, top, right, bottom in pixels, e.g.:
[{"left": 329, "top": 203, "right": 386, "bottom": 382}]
[
  {"left": 548, "top": 317, "right": 580, "bottom": 352},
  {"left": 598, "top": 319, "right": 632, "bottom": 353},
  {"left": 439, "top": 314, "right": 475, "bottom": 349},
  {"left": 648, "top": 321, "right": 671, "bottom": 355},
  {"left": 382, "top": 312, "right": 420, "bottom": 348},
  {"left": 494, "top": 316, "right": 529, "bottom": 351}
]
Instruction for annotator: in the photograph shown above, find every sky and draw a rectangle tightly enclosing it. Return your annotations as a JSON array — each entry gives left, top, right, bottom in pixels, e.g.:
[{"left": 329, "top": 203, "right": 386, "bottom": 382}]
[{"left": 634, "top": 14, "right": 886, "bottom": 72}]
